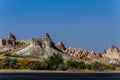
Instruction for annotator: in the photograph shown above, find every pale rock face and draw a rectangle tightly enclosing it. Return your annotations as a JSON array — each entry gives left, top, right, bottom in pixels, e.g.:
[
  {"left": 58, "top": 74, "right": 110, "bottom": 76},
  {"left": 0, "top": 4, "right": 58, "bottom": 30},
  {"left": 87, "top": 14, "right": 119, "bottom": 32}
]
[
  {"left": 107, "top": 45, "right": 119, "bottom": 54},
  {"left": 103, "top": 45, "right": 120, "bottom": 59},
  {"left": 14, "top": 33, "right": 71, "bottom": 60},
  {"left": 42, "top": 33, "right": 54, "bottom": 48},
  {"left": 14, "top": 43, "right": 44, "bottom": 57}
]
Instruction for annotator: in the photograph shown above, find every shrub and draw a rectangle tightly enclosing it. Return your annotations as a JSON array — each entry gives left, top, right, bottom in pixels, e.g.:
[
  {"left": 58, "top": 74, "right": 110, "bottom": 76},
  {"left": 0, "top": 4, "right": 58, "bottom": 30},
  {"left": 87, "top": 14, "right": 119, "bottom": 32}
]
[
  {"left": 3, "top": 52, "right": 11, "bottom": 56},
  {"left": 65, "top": 60, "right": 85, "bottom": 70},
  {"left": 77, "top": 61, "right": 85, "bottom": 70},
  {"left": 19, "top": 59, "right": 31, "bottom": 69},
  {"left": 45, "top": 53, "right": 63, "bottom": 70},
  {"left": 109, "top": 64, "right": 116, "bottom": 70},
  {"left": 28, "top": 61, "right": 48, "bottom": 70},
  {"left": 91, "top": 61, "right": 104, "bottom": 71},
  {"left": 0, "top": 51, "right": 11, "bottom": 56},
  {"left": 2, "top": 57, "right": 20, "bottom": 69},
  {"left": 65, "top": 60, "right": 77, "bottom": 68},
  {"left": 85, "top": 64, "right": 91, "bottom": 70},
  {"left": 58, "top": 63, "right": 67, "bottom": 71}
]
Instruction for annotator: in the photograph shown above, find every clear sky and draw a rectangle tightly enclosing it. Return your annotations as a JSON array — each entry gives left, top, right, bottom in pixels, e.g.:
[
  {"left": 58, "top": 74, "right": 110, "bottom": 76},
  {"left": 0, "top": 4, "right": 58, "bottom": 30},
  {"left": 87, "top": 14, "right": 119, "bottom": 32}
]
[{"left": 0, "top": 0, "right": 120, "bottom": 53}]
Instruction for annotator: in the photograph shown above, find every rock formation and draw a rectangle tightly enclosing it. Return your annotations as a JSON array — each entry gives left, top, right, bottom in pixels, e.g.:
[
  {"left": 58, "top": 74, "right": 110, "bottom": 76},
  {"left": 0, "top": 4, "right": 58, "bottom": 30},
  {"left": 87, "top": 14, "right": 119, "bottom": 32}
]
[
  {"left": 1, "top": 32, "right": 120, "bottom": 63},
  {"left": 55, "top": 42, "right": 102, "bottom": 59},
  {"left": 102, "top": 45, "right": 120, "bottom": 60},
  {"left": 42, "top": 33, "right": 54, "bottom": 48},
  {"left": 0, "top": 32, "right": 16, "bottom": 46},
  {"left": 7, "top": 32, "right": 16, "bottom": 46},
  {"left": 55, "top": 41, "right": 66, "bottom": 52},
  {"left": 14, "top": 33, "right": 71, "bottom": 60},
  {"left": 107, "top": 45, "right": 119, "bottom": 54},
  {"left": 8, "top": 32, "right": 16, "bottom": 41}
]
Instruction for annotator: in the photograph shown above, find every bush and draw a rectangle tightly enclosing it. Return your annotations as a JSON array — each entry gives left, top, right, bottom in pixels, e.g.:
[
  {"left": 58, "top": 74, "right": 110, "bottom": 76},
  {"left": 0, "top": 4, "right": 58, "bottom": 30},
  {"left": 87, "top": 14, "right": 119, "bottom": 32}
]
[
  {"left": 58, "top": 63, "right": 67, "bottom": 71},
  {"left": 2, "top": 57, "right": 20, "bottom": 69},
  {"left": 28, "top": 61, "right": 48, "bottom": 70},
  {"left": 77, "top": 61, "right": 85, "bottom": 70},
  {"left": 45, "top": 53, "right": 63, "bottom": 70},
  {"left": 85, "top": 64, "right": 91, "bottom": 70},
  {"left": 19, "top": 59, "right": 31, "bottom": 69},
  {"left": 65, "top": 60, "right": 85, "bottom": 70},
  {"left": 0, "top": 51, "right": 11, "bottom": 56},
  {"left": 65, "top": 60, "right": 77, "bottom": 68},
  {"left": 3, "top": 53, "right": 11, "bottom": 56},
  {"left": 91, "top": 61, "right": 104, "bottom": 71},
  {"left": 109, "top": 64, "right": 116, "bottom": 70}
]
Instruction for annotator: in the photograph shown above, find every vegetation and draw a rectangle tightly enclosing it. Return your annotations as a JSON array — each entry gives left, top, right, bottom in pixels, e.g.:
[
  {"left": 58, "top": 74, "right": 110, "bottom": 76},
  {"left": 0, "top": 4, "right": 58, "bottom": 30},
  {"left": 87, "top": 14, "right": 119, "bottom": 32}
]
[
  {"left": 44, "top": 53, "right": 63, "bottom": 70},
  {"left": 28, "top": 61, "right": 48, "bottom": 70},
  {"left": 65, "top": 60, "right": 85, "bottom": 69},
  {"left": 0, "top": 53, "right": 118, "bottom": 71},
  {"left": 91, "top": 61, "right": 104, "bottom": 71},
  {"left": 58, "top": 63, "right": 67, "bottom": 71},
  {"left": 2, "top": 57, "right": 20, "bottom": 69},
  {"left": 18, "top": 59, "right": 30, "bottom": 69},
  {"left": 0, "top": 51, "right": 11, "bottom": 56}
]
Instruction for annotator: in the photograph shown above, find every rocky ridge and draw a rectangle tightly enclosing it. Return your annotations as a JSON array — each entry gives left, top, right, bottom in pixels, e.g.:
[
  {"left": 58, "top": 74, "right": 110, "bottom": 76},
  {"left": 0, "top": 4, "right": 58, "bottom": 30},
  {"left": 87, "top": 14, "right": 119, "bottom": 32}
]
[
  {"left": 13, "top": 33, "right": 71, "bottom": 60},
  {"left": 56, "top": 41, "right": 102, "bottom": 59},
  {"left": 0, "top": 33, "right": 120, "bottom": 63}
]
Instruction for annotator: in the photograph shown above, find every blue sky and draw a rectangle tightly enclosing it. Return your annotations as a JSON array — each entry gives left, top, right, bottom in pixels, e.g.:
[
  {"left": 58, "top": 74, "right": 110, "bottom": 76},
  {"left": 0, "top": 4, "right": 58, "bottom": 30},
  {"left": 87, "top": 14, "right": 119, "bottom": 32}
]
[{"left": 0, "top": 0, "right": 120, "bottom": 52}]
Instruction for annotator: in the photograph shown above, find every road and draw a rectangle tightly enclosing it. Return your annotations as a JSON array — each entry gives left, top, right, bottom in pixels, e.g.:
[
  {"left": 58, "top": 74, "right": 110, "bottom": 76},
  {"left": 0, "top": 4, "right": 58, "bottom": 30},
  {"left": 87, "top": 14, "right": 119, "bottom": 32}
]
[{"left": 0, "top": 71, "right": 119, "bottom": 80}]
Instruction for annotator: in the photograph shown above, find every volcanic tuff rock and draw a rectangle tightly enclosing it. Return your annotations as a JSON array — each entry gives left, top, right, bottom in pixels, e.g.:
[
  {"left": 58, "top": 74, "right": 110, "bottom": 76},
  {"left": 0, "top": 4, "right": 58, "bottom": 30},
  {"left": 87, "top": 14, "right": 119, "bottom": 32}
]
[
  {"left": 102, "top": 45, "right": 120, "bottom": 60},
  {"left": 55, "top": 42, "right": 102, "bottom": 59},
  {"left": 1, "top": 32, "right": 120, "bottom": 63},
  {"left": 107, "top": 45, "right": 119, "bottom": 53},
  {"left": 14, "top": 33, "right": 71, "bottom": 60},
  {"left": 8, "top": 32, "right": 16, "bottom": 41},
  {"left": 0, "top": 32, "right": 16, "bottom": 47},
  {"left": 55, "top": 41, "right": 66, "bottom": 52}
]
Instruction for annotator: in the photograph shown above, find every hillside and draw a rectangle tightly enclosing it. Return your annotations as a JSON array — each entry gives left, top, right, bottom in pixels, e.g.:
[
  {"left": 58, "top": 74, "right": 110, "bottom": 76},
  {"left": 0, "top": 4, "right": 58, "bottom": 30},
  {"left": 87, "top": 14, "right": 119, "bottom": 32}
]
[{"left": 0, "top": 32, "right": 120, "bottom": 64}]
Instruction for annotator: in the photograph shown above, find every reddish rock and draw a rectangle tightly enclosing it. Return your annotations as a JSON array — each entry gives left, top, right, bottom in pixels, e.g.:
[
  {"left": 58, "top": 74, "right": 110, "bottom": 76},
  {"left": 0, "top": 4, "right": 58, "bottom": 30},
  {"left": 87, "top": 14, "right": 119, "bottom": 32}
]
[
  {"left": 55, "top": 41, "right": 66, "bottom": 52},
  {"left": 56, "top": 44, "right": 102, "bottom": 59}
]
